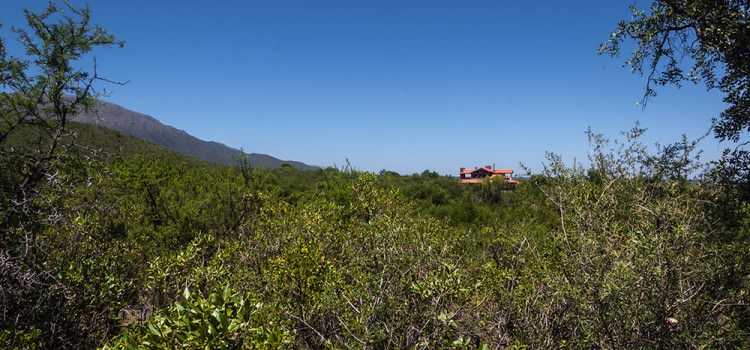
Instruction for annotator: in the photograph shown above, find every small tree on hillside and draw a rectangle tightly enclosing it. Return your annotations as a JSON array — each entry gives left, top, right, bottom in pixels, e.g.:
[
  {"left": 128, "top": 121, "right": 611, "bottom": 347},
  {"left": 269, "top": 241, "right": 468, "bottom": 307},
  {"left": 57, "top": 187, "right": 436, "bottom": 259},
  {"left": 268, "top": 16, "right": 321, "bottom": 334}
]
[
  {"left": 0, "top": 2, "right": 123, "bottom": 346},
  {"left": 0, "top": 2, "right": 123, "bottom": 244}
]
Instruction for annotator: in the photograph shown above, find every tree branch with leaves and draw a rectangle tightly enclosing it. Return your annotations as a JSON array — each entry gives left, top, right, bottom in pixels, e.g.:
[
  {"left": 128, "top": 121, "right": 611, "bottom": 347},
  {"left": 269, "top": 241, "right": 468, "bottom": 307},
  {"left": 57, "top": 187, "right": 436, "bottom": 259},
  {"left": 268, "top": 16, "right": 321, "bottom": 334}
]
[
  {"left": 0, "top": 2, "right": 124, "bottom": 243},
  {"left": 600, "top": 0, "right": 749, "bottom": 142}
]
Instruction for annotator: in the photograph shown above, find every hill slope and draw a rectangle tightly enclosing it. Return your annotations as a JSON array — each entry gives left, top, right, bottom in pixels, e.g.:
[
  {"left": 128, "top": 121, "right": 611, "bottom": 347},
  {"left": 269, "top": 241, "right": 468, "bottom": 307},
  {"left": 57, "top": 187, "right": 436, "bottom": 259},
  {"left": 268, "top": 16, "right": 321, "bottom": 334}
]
[{"left": 71, "top": 100, "right": 317, "bottom": 170}]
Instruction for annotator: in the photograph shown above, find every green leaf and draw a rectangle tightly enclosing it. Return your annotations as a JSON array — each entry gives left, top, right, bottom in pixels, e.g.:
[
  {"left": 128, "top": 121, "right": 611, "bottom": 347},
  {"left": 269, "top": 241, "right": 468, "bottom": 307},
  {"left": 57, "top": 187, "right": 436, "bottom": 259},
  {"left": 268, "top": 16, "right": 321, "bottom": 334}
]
[
  {"left": 213, "top": 309, "right": 227, "bottom": 329},
  {"left": 147, "top": 324, "right": 161, "bottom": 337}
]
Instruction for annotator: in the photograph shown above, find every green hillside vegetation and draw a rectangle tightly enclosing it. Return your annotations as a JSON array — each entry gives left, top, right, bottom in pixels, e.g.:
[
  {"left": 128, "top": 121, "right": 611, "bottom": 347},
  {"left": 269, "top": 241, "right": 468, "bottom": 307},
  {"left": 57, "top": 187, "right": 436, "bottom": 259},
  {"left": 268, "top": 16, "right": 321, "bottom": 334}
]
[
  {"left": 2, "top": 2, "right": 749, "bottom": 349},
  {"left": 5, "top": 121, "right": 198, "bottom": 163}
]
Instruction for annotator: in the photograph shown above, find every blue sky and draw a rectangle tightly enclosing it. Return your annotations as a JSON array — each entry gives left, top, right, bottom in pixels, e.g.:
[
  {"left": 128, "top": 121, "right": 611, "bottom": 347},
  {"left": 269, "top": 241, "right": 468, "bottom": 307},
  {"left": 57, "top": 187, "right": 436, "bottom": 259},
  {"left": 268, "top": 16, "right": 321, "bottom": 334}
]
[{"left": 0, "top": 1, "right": 730, "bottom": 175}]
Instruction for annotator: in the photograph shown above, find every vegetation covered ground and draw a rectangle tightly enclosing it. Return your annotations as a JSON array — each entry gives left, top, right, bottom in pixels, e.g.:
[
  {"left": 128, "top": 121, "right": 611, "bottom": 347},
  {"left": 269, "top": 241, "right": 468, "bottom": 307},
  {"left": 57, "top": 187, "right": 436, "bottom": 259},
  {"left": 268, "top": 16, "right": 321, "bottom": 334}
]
[
  {"left": 1, "top": 1, "right": 749, "bottom": 349},
  {"left": 2, "top": 120, "right": 748, "bottom": 349}
]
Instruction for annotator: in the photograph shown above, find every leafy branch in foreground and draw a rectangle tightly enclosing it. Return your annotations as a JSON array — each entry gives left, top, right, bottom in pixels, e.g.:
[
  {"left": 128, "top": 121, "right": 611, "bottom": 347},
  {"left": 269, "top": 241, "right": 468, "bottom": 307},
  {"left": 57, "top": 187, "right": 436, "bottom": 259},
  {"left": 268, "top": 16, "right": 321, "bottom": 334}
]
[
  {"left": 600, "top": 0, "right": 749, "bottom": 142},
  {"left": 601, "top": 1, "right": 750, "bottom": 195}
]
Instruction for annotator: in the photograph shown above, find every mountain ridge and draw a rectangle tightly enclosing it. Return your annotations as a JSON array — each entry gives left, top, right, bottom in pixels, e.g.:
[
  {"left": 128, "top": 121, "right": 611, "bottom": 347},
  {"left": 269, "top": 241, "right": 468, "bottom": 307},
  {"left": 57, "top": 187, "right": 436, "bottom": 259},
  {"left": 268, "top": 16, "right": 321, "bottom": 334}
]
[{"left": 71, "top": 99, "right": 318, "bottom": 170}]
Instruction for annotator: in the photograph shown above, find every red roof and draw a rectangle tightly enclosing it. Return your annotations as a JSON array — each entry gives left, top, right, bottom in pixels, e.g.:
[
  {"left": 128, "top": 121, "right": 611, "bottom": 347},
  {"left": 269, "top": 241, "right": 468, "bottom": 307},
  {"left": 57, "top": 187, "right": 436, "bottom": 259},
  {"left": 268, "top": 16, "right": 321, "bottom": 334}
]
[
  {"left": 460, "top": 166, "right": 514, "bottom": 175},
  {"left": 459, "top": 166, "right": 518, "bottom": 185}
]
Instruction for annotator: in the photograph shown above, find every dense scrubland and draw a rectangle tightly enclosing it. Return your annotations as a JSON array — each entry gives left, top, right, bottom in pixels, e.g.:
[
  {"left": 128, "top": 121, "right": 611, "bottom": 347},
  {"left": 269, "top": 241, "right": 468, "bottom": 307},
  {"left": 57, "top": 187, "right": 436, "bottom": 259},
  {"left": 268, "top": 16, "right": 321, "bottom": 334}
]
[
  {"left": 2, "top": 2, "right": 749, "bottom": 349},
  {"left": 2, "top": 120, "right": 748, "bottom": 349}
]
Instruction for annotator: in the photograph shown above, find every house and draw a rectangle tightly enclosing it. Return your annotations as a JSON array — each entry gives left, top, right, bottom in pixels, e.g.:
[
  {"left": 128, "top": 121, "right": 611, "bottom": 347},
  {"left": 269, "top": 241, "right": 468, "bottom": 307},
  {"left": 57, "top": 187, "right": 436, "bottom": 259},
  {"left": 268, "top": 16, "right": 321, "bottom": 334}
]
[{"left": 459, "top": 166, "right": 519, "bottom": 185}]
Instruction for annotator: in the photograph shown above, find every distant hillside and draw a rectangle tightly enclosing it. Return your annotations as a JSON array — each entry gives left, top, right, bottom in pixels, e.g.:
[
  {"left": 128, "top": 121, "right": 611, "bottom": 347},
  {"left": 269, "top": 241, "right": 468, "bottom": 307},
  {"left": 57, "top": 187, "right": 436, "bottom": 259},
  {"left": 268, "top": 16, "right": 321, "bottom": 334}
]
[
  {"left": 71, "top": 100, "right": 318, "bottom": 170},
  {"left": 67, "top": 121, "right": 200, "bottom": 162}
]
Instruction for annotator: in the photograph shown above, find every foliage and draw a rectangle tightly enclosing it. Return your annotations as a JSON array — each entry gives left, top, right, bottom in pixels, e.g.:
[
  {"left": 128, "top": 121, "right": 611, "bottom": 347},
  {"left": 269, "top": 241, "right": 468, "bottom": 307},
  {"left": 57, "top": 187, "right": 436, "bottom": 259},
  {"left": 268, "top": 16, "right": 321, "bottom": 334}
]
[
  {"left": 524, "top": 126, "right": 750, "bottom": 347},
  {"left": 2, "top": 117, "right": 748, "bottom": 348},
  {"left": 1, "top": 2, "right": 748, "bottom": 349},
  {"left": 600, "top": 0, "right": 749, "bottom": 142},
  {"left": 0, "top": 2, "right": 124, "bottom": 348},
  {"left": 1, "top": 1, "right": 123, "bottom": 238},
  {"left": 104, "top": 285, "right": 291, "bottom": 349},
  {"left": 600, "top": 1, "right": 750, "bottom": 198}
]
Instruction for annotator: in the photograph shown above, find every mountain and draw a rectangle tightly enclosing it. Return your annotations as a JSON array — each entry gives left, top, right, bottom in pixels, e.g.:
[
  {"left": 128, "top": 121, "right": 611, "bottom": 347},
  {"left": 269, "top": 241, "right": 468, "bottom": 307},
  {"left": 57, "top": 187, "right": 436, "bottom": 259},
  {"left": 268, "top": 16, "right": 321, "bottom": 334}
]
[{"left": 71, "top": 99, "right": 318, "bottom": 170}]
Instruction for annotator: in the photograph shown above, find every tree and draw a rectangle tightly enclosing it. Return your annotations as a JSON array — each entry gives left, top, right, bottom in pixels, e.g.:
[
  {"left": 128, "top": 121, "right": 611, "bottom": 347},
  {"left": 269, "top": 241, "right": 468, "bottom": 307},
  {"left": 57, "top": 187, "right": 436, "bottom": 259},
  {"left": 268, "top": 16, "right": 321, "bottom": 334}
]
[
  {"left": 0, "top": 2, "right": 123, "bottom": 347},
  {"left": 600, "top": 0, "right": 749, "bottom": 142},
  {"left": 0, "top": 2, "right": 123, "bottom": 243}
]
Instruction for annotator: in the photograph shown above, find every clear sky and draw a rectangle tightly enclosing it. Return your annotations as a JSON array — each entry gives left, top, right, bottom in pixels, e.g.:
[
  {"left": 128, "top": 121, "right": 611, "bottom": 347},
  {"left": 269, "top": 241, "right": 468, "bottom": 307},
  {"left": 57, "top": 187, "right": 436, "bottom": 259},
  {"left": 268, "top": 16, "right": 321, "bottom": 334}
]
[{"left": 0, "top": 1, "right": 731, "bottom": 175}]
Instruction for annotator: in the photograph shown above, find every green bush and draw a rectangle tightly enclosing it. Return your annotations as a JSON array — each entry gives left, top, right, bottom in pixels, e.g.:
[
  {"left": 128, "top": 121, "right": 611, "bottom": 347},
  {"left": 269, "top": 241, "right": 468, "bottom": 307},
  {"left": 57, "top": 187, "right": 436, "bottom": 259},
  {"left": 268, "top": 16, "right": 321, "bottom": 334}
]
[{"left": 104, "top": 285, "right": 292, "bottom": 349}]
